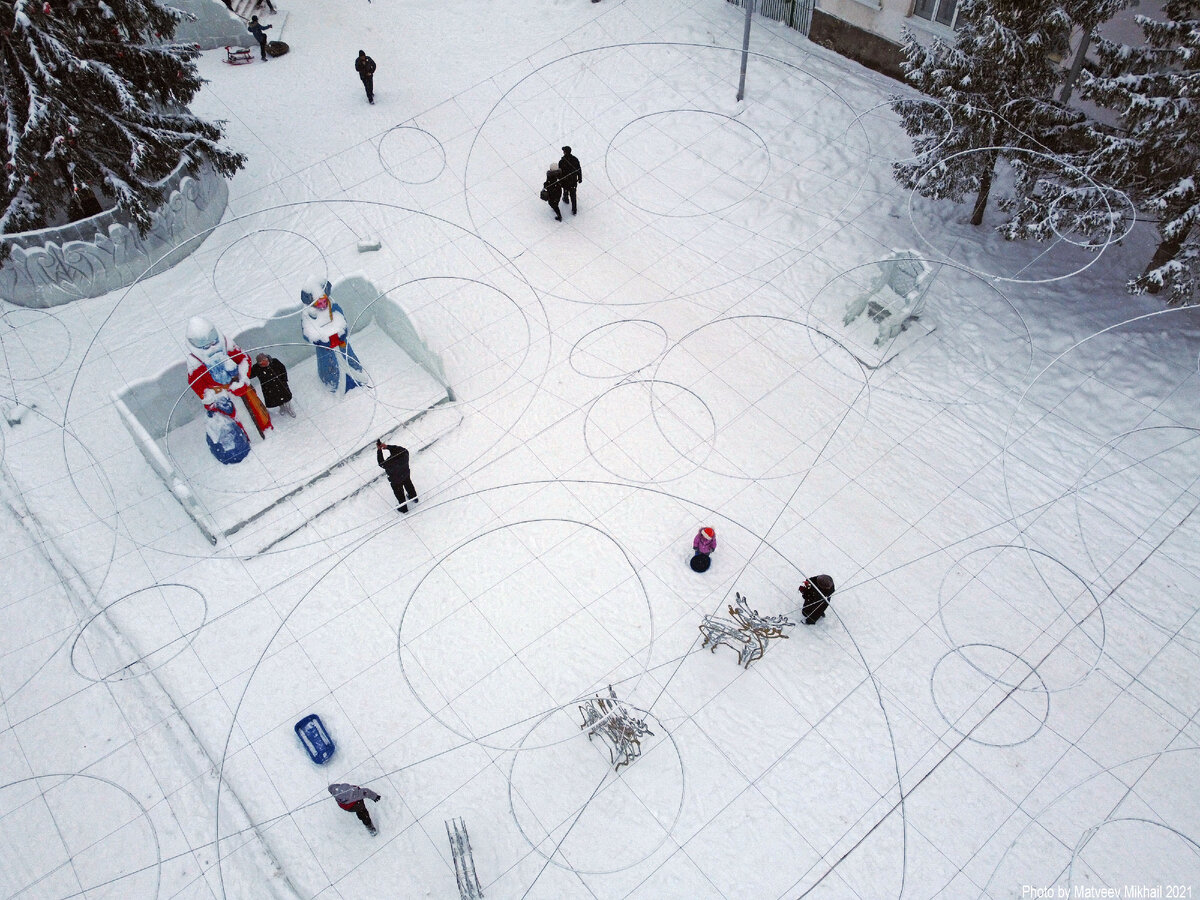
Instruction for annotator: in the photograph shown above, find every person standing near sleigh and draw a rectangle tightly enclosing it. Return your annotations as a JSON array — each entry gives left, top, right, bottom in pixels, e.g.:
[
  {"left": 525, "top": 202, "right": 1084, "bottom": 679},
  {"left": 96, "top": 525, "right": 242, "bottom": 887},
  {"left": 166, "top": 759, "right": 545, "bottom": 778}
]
[{"left": 247, "top": 15, "right": 271, "bottom": 61}]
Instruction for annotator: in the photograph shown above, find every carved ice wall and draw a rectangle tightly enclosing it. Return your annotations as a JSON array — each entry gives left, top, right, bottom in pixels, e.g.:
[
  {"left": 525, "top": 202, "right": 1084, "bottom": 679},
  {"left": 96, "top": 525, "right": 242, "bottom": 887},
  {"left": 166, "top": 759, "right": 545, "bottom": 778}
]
[{"left": 0, "top": 163, "right": 229, "bottom": 309}]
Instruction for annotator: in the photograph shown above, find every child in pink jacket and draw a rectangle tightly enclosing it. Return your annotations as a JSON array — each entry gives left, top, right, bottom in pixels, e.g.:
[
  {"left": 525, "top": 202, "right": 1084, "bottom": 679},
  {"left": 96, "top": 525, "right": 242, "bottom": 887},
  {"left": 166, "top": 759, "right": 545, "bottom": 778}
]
[{"left": 691, "top": 527, "right": 716, "bottom": 571}]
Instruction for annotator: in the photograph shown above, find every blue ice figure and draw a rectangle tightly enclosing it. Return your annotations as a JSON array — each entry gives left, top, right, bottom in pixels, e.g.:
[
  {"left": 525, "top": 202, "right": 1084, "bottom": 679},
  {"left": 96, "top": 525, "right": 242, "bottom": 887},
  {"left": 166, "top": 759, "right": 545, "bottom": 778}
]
[
  {"left": 205, "top": 394, "right": 251, "bottom": 464},
  {"left": 300, "top": 278, "right": 366, "bottom": 394}
]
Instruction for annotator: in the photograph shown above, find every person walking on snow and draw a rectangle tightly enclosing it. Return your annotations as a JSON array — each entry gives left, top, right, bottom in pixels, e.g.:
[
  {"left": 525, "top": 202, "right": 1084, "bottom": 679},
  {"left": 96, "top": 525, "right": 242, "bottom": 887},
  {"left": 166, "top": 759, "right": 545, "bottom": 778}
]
[
  {"left": 558, "top": 146, "right": 582, "bottom": 215},
  {"left": 799, "top": 574, "right": 835, "bottom": 625},
  {"left": 328, "top": 783, "right": 380, "bottom": 835},
  {"left": 355, "top": 50, "right": 377, "bottom": 104},
  {"left": 247, "top": 15, "right": 271, "bottom": 60},
  {"left": 542, "top": 168, "right": 564, "bottom": 221},
  {"left": 377, "top": 440, "right": 418, "bottom": 512},
  {"left": 250, "top": 353, "right": 296, "bottom": 418}
]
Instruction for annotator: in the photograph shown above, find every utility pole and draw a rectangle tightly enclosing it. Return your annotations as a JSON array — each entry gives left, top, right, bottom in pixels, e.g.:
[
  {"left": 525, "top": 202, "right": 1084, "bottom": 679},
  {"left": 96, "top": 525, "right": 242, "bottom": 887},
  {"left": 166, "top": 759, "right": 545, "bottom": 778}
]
[{"left": 737, "top": 0, "right": 754, "bottom": 101}]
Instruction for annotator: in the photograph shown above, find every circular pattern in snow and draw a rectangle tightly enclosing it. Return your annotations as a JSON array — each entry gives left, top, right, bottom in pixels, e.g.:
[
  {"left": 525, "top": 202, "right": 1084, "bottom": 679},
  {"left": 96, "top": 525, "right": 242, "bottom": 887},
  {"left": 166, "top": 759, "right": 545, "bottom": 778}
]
[
  {"left": 378, "top": 125, "right": 447, "bottom": 185},
  {"left": 848, "top": 98, "right": 955, "bottom": 165},
  {"left": 464, "top": 43, "right": 869, "bottom": 306},
  {"left": 930, "top": 644, "right": 1048, "bottom": 747},
  {"left": 907, "top": 146, "right": 1133, "bottom": 283},
  {"left": 1067, "top": 819, "right": 1200, "bottom": 893},
  {"left": 583, "top": 379, "right": 714, "bottom": 483},
  {"left": 0, "top": 773, "right": 161, "bottom": 899},
  {"left": 71, "top": 584, "right": 207, "bottom": 682},
  {"left": 397, "top": 518, "right": 654, "bottom": 751},
  {"left": 1072, "top": 426, "right": 1200, "bottom": 583},
  {"left": 605, "top": 110, "right": 770, "bottom": 217},
  {"left": 937, "top": 545, "right": 1104, "bottom": 692},
  {"left": 651, "top": 315, "right": 869, "bottom": 480},
  {"left": 569, "top": 319, "right": 668, "bottom": 378},
  {"left": 806, "top": 257, "right": 1032, "bottom": 406},
  {"left": 507, "top": 703, "right": 683, "bottom": 875},
  {"left": 0, "top": 307, "right": 73, "bottom": 383},
  {"left": 346, "top": 275, "right": 532, "bottom": 411},
  {"left": 1070, "top": 426, "right": 1200, "bottom": 647},
  {"left": 980, "top": 748, "right": 1200, "bottom": 899},
  {"left": 211, "top": 228, "right": 329, "bottom": 319}
]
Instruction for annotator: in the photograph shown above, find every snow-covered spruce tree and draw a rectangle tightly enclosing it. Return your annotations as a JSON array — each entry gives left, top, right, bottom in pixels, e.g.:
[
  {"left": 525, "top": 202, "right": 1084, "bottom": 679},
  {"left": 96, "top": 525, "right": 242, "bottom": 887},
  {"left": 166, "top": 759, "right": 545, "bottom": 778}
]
[
  {"left": 0, "top": 0, "right": 243, "bottom": 252},
  {"left": 1077, "top": 0, "right": 1200, "bottom": 303},
  {"left": 893, "top": 0, "right": 1076, "bottom": 226}
]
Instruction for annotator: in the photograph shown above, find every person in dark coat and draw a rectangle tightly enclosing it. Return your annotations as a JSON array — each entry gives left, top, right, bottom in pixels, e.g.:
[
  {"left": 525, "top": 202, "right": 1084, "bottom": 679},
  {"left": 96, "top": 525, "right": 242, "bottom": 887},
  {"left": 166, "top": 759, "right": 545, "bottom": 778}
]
[
  {"left": 355, "top": 50, "right": 377, "bottom": 104},
  {"left": 247, "top": 16, "right": 271, "bottom": 60},
  {"left": 250, "top": 353, "right": 296, "bottom": 418},
  {"left": 542, "top": 168, "right": 563, "bottom": 221},
  {"left": 377, "top": 440, "right": 418, "bottom": 512},
  {"left": 328, "top": 783, "right": 380, "bottom": 835},
  {"left": 557, "top": 146, "right": 582, "bottom": 215},
  {"left": 799, "top": 574, "right": 835, "bottom": 625}
]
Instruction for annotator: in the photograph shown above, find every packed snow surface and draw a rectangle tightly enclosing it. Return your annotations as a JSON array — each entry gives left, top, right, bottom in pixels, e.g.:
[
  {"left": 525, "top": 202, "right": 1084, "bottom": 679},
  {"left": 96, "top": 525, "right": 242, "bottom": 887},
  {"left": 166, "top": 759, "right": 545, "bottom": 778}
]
[{"left": 1, "top": 1, "right": 1199, "bottom": 899}]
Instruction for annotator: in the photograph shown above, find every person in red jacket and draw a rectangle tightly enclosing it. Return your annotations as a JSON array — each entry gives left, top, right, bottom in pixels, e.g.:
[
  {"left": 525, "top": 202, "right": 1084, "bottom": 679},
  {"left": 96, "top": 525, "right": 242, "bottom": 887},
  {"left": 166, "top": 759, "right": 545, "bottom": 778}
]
[{"left": 328, "top": 783, "right": 381, "bottom": 835}]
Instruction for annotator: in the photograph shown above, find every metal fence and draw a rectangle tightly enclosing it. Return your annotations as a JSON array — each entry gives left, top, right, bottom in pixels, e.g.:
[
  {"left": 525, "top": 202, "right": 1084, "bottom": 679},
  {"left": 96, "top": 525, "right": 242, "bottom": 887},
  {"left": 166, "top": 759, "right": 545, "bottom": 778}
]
[{"left": 725, "top": 0, "right": 815, "bottom": 36}]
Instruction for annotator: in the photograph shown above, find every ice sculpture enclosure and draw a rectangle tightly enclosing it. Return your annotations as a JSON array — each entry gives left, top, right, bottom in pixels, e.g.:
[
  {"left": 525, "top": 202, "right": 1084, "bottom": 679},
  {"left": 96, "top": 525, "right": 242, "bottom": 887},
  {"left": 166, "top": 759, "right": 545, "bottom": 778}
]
[{"left": 113, "top": 275, "right": 456, "bottom": 544}]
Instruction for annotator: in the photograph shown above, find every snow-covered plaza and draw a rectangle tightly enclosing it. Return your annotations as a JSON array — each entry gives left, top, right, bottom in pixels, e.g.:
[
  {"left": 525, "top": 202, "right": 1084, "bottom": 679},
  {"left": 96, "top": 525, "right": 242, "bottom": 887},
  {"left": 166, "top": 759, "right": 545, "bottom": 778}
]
[{"left": 2, "top": 1, "right": 1200, "bottom": 898}]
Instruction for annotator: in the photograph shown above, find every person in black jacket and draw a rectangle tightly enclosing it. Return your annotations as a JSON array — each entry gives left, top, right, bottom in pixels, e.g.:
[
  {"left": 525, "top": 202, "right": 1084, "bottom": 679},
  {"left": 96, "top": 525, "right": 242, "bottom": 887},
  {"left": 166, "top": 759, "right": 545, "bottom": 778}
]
[
  {"left": 355, "top": 50, "right": 377, "bottom": 104},
  {"left": 377, "top": 440, "right": 418, "bottom": 512},
  {"left": 247, "top": 16, "right": 271, "bottom": 60},
  {"left": 557, "top": 146, "right": 582, "bottom": 215},
  {"left": 542, "top": 167, "right": 563, "bottom": 221},
  {"left": 799, "top": 574, "right": 835, "bottom": 625},
  {"left": 250, "top": 354, "right": 296, "bottom": 418}
]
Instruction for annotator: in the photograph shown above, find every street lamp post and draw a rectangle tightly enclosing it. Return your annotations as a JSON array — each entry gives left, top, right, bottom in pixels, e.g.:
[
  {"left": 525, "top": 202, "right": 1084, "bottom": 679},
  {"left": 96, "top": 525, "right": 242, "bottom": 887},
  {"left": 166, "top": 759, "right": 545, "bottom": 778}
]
[{"left": 737, "top": 0, "right": 755, "bottom": 101}]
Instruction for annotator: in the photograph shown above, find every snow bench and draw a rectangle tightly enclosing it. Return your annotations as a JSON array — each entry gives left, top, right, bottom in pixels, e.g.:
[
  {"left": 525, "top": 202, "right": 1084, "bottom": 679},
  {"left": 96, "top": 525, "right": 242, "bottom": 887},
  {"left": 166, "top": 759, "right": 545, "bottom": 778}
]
[
  {"left": 699, "top": 592, "right": 794, "bottom": 669},
  {"left": 843, "top": 250, "right": 933, "bottom": 346}
]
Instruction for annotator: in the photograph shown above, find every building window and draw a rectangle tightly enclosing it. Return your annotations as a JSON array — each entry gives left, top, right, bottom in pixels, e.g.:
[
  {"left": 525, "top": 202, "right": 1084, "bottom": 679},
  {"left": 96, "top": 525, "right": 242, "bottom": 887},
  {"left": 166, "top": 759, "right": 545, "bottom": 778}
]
[{"left": 913, "top": 0, "right": 958, "bottom": 28}]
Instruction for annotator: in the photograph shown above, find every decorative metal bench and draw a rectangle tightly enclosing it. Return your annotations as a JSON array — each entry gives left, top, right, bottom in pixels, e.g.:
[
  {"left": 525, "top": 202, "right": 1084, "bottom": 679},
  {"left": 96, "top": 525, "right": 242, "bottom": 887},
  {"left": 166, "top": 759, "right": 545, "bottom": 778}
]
[
  {"left": 446, "top": 817, "right": 484, "bottom": 900},
  {"left": 843, "top": 250, "right": 934, "bottom": 346},
  {"left": 578, "top": 686, "right": 654, "bottom": 771},
  {"left": 699, "top": 592, "right": 795, "bottom": 668}
]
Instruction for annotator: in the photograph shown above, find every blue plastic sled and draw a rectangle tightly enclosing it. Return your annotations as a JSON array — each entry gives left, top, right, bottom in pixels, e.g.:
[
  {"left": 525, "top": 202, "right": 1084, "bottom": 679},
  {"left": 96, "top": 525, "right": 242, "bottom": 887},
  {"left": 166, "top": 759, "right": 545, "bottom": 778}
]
[{"left": 295, "top": 714, "right": 336, "bottom": 764}]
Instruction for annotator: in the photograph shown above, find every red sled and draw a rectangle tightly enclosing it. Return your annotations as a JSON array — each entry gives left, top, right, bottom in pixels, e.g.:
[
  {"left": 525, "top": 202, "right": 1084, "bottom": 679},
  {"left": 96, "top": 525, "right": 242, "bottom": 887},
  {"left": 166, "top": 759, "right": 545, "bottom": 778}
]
[{"left": 225, "top": 46, "right": 254, "bottom": 65}]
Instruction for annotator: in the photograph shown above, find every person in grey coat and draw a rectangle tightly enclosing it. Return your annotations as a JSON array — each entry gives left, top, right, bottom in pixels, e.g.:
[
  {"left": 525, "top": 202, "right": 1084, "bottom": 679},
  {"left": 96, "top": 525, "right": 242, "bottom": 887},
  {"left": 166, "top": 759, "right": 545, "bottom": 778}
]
[{"left": 328, "top": 783, "right": 381, "bottom": 835}]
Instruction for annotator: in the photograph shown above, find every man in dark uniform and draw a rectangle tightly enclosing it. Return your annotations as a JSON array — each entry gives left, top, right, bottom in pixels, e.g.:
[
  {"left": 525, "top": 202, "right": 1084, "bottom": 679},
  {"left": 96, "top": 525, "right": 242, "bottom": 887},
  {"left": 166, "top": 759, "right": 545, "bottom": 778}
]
[
  {"left": 355, "top": 50, "right": 377, "bottom": 104},
  {"left": 377, "top": 440, "right": 418, "bottom": 512},
  {"left": 557, "top": 146, "right": 582, "bottom": 215}
]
